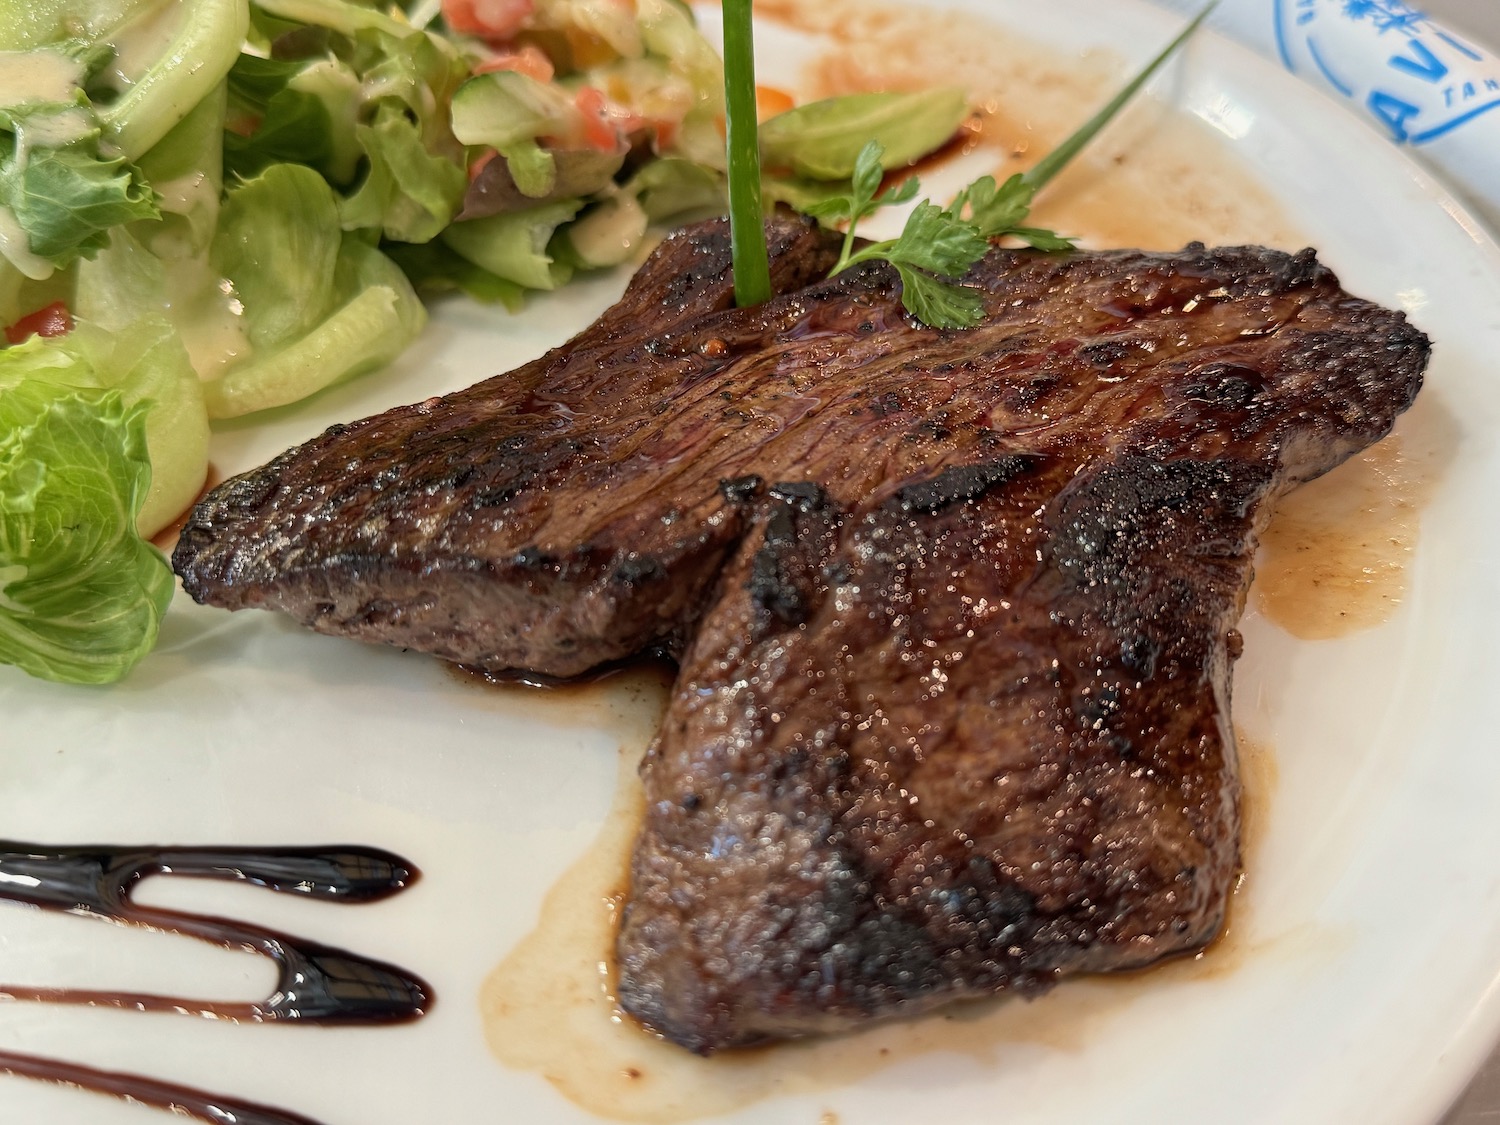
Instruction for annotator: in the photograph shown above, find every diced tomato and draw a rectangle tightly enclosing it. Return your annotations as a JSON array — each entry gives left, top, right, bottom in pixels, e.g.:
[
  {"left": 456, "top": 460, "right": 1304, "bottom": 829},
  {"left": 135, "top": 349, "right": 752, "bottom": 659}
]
[
  {"left": 224, "top": 108, "right": 261, "bottom": 138},
  {"left": 467, "top": 147, "right": 500, "bottom": 182},
  {"left": 5, "top": 302, "right": 73, "bottom": 345},
  {"left": 755, "top": 85, "right": 795, "bottom": 121},
  {"left": 443, "top": 0, "right": 535, "bottom": 43},
  {"left": 473, "top": 44, "right": 556, "bottom": 82},
  {"left": 571, "top": 86, "right": 635, "bottom": 152},
  {"left": 650, "top": 118, "right": 678, "bottom": 152}
]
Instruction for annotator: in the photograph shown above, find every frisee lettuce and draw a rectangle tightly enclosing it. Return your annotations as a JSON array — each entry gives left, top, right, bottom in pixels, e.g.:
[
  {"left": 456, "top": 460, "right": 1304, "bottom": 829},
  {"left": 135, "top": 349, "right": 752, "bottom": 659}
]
[
  {"left": 337, "top": 26, "right": 469, "bottom": 243},
  {"left": 0, "top": 99, "right": 159, "bottom": 278},
  {"left": 0, "top": 315, "right": 209, "bottom": 537},
  {"left": 0, "top": 381, "right": 173, "bottom": 684}
]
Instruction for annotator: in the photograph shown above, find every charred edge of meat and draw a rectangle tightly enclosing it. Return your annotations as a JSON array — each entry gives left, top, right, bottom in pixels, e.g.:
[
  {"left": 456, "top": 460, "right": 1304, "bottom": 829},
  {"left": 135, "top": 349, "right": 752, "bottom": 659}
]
[
  {"left": 719, "top": 475, "right": 764, "bottom": 505},
  {"left": 748, "top": 483, "right": 839, "bottom": 630},
  {"left": 894, "top": 455, "right": 1041, "bottom": 514}
]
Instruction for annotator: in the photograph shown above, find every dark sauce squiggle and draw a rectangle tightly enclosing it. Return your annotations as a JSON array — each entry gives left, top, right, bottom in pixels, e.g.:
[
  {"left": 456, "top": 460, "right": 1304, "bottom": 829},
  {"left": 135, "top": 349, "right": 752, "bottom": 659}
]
[
  {"left": 0, "top": 841, "right": 431, "bottom": 1121},
  {"left": 0, "top": 841, "right": 430, "bottom": 1021},
  {"left": 0, "top": 1050, "right": 323, "bottom": 1125}
]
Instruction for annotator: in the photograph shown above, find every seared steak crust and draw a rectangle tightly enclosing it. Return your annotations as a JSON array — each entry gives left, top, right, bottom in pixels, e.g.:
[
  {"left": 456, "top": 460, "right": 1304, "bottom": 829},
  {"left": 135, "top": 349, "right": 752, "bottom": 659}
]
[{"left": 173, "top": 215, "right": 1428, "bottom": 1052}]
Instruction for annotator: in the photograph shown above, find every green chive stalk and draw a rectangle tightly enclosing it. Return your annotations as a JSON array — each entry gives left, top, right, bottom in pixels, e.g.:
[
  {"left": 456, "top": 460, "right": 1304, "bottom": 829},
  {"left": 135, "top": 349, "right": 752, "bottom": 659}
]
[
  {"left": 721, "top": 0, "right": 772, "bottom": 307},
  {"left": 1024, "top": 1, "right": 1218, "bottom": 191}
]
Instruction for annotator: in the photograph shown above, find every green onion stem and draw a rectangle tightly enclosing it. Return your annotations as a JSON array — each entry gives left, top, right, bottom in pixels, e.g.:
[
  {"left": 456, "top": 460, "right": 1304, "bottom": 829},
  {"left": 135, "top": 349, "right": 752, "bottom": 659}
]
[
  {"left": 1023, "top": 0, "right": 1218, "bottom": 192},
  {"left": 721, "top": 0, "right": 772, "bottom": 307}
]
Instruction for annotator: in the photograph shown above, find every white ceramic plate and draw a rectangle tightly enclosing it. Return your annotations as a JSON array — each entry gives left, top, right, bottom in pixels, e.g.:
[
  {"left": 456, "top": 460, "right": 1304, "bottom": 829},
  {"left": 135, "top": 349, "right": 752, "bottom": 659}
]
[{"left": 5, "top": 1, "right": 1500, "bottom": 1122}]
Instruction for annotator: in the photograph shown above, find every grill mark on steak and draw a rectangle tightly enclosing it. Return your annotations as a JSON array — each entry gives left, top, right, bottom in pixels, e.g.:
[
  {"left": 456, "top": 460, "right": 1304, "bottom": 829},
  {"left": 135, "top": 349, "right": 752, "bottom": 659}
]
[{"left": 172, "top": 214, "right": 1429, "bottom": 1053}]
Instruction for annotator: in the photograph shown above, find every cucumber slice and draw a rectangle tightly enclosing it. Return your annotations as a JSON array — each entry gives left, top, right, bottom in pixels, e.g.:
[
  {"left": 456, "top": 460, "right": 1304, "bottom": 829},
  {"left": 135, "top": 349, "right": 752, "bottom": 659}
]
[
  {"left": 562, "top": 193, "right": 647, "bottom": 269},
  {"left": 451, "top": 70, "right": 582, "bottom": 150}
]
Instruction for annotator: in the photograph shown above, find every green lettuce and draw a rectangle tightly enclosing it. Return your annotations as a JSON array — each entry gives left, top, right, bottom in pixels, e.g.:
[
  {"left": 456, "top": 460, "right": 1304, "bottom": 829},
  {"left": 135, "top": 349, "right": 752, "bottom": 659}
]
[
  {"left": 341, "top": 98, "right": 467, "bottom": 244},
  {"left": 132, "top": 82, "right": 227, "bottom": 257},
  {"left": 0, "top": 256, "right": 72, "bottom": 329},
  {"left": 0, "top": 118, "right": 159, "bottom": 273},
  {"left": 339, "top": 26, "right": 469, "bottom": 243},
  {"left": 0, "top": 0, "right": 154, "bottom": 52},
  {"left": 224, "top": 54, "right": 363, "bottom": 185},
  {"left": 252, "top": 0, "right": 415, "bottom": 39},
  {"left": 382, "top": 239, "right": 527, "bottom": 309},
  {"left": 94, "top": 0, "right": 249, "bottom": 161},
  {"left": 204, "top": 237, "right": 426, "bottom": 418},
  {"left": 626, "top": 157, "right": 724, "bottom": 222},
  {"left": 201, "top": 163, "right": 425, "bottom": 418},
  {"left": 0, "top": 380, "right": 173, "bottom": 684},
  {"left": 214, "top": 162, "right": 344, "bottom": 352},
  {"left": 0, "top": 312, "right": 209, "bottom": 537},
  {"left": 227, "top": 13, "right": 469, "bottom": 246},
  {"left": 441, "top": 199, "right": 583, "bottom": 291}
]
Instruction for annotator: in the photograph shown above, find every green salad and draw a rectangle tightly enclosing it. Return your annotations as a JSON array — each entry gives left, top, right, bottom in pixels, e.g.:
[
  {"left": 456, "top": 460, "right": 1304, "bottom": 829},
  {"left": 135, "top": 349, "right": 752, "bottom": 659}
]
[{"left": 0, "top": 0, "right": 973, "bottom": 684}]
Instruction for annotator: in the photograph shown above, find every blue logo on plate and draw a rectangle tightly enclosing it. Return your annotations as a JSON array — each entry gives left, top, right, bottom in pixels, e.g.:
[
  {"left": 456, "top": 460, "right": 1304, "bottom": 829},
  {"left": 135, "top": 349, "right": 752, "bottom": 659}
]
[{"left": 1274, "top": 0, "right": 1500, "bottom": 143}]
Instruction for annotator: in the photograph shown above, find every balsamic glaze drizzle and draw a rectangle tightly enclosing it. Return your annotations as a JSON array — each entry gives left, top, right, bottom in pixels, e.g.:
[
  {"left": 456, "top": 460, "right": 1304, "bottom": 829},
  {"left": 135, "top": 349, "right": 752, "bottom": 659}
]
[
  {"left": 0, "top": 841, "right": 430, "bottom": 1022},
  {"left": 0, "top": 1050, "right": 324, "bottom": 1125},
  {"left": 0, "top": 841, "right": 432, "bottom": 1121}
]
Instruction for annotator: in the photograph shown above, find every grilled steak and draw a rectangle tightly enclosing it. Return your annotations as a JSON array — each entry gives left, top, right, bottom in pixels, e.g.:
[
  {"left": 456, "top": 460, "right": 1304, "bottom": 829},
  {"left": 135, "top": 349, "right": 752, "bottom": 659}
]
[{"left": 173, "top": 214, "right": 1428, "bottom": 1052}]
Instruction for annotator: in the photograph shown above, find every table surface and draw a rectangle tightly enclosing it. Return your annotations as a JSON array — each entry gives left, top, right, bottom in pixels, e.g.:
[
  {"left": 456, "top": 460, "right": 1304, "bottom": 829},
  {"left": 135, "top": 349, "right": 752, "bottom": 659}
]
[
  {"left": 1424, "top": 0, "right": 1500, "bottom": 46},
  {"left": 1372, "top": 4, "right": 1499, "bottom": 1122}
]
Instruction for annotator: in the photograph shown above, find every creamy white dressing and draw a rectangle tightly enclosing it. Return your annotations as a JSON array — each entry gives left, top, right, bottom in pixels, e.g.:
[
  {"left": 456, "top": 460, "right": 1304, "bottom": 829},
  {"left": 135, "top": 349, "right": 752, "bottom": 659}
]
[
  {"left": 100, "top": 0, "right": 184, "bottom": 94},
  {"left": 0, "top": 206, "right": 55, "bottom": 282},
  {"left": 152, "top": 168, "right": 214, "bottom": 218},
  {"left": 16, "top": 107, "right": 94, "bottom": 149},
  {"left": 569, "top": 193, "right": 648, "bottom": 267},
  {"left": 160, "top": 256, "right": 251, "bottom": 379},
  {"left": 0, "top": 49, "right": 85, "bottom": 109}
]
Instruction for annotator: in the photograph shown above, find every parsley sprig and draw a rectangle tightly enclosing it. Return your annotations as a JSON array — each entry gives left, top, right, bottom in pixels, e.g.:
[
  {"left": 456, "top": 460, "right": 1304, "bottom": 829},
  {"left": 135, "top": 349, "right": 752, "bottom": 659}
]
[
  {"left": 808, "top": 147, "right": 1072, "bottom": 328},
  {"left": 805, "top": 2, "right": 1218, "bottom": 329}
]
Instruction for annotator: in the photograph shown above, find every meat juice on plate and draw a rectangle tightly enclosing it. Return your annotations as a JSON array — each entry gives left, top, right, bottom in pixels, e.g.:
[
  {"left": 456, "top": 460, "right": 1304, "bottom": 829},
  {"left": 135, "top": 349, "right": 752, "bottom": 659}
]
[{"left": 1254, "top": 393, "right": 1456, "bottom": 639}]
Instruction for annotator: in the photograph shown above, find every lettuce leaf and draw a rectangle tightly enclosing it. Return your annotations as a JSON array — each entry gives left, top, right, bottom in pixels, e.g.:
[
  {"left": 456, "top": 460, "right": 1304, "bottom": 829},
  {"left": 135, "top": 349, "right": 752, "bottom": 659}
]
[
  {"left": 252, "top": 0, "right": 415, "bottom": 39},
  {"left": 203, "top": 236, "right": 426, "bottom": 418},
  {"left": 224, "top": 54, "right": 363, "bottom": 185},
  {"left": 0, "top": 380, "right": 173, "bottom": 684},
  {"left": 94, "top": 0, "right": 249, "bottom": 160},
  {"left": 199, "top": 163, "right": 425, "bottom": 418},
  {"left": 0, "top": 128, "right": 159, "bottom": 271},
  {"left": 0, "top": 312, "right": 209, "bottom": 538},
  {"left": 132, "top": 81, "right": 226, "bottom": 257},
  {"left": 338, "top": 27, "right": 469, "bottom": 243},
  {"left": 0, "top": 0, "right": 154, "bottom": 52},
  {"left": 440, "top": 198, "right": 583, "bottom": 291},
  {"left": 341, "top": 98, "right": 467, "bottom": 244},
  {"left": 213, "top": 162, "right": 343, "bottom": 352},
  {"left": 230, "top": 17, "right": 468, "bottom": 246},
  {"left": 382, "top": 239, "right": 526, "bottom": 309}
]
